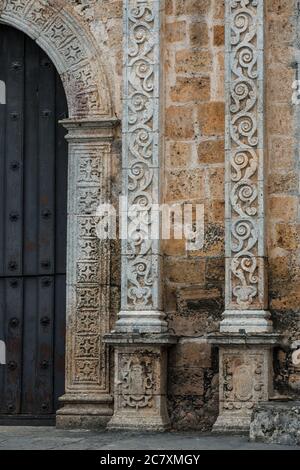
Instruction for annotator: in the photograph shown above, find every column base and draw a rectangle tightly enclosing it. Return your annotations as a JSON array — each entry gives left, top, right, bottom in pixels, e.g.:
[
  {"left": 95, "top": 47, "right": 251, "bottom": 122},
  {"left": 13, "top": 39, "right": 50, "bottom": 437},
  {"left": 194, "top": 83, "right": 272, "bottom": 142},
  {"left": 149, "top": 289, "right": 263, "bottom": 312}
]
[
  {"left": 104, "top": 333, "right": 177, "bottom": 432},
  {"left": 115, "top": 311, "right": 168, "bottom": 334},
  {"left": 212, "top": 413, "right": 251, "bottom": 435},
  {"left": 56, "top": 394, "right": 113, "bottom": 429},
  {"left": 107, "top": 414, "right": 171, "bottom": 432},
  {"left": 220, "top": 310, "right": 273, "bottom": 334},
  {"left": 208, "top": 333, "right": 280, "bottom": 434}
]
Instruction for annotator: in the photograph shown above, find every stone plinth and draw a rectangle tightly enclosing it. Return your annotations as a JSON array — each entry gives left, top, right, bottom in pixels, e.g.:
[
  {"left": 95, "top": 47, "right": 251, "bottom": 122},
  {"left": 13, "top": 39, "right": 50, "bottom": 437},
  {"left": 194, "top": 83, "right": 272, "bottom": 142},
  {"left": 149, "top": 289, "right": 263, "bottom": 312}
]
[
  {"left": 220, "top": 311, "right": 273, "bottom": 334},
  {"left": 104, "top": 333, "right": 177, "bottom": 432},
  {"left": 208, "top": 333, "right": 280, "bottom": 434},
  {"left": 56, "top": 394, "right": 113, "bottom": 429},
  {"left": 250, "top": 402, "right": 300, "bottom": 446}
]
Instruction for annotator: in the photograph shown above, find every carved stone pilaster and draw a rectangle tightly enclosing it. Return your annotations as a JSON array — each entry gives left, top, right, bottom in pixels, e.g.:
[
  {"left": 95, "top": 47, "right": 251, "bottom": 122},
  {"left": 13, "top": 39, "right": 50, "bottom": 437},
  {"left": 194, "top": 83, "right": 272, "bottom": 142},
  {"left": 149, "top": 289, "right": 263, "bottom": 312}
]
[
  {"left": 212, "top": 0, "right": 278, "bottom": 435},
  {"left": 106, "top": 0, "right": 174, "bottom": 432},
  {"left": 222, "top": 0, "right": 272, "bottom": 333},
  {"left": 56, "top": 118, "right": 119, "bottom": 429},
  {"left": 115, "top": 0, "right": 166, "bottom": 334}
]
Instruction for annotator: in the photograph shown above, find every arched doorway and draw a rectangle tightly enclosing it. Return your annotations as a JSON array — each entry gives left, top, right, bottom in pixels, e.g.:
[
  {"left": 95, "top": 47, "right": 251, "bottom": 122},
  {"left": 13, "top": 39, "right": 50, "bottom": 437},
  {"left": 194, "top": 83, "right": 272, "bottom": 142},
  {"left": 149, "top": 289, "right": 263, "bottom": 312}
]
[
  {"left": 0, "top": 24, "right": 68, "bottom": 424},
  {"left": 0, "top": 0, "right": 118, "bottom": 429}
]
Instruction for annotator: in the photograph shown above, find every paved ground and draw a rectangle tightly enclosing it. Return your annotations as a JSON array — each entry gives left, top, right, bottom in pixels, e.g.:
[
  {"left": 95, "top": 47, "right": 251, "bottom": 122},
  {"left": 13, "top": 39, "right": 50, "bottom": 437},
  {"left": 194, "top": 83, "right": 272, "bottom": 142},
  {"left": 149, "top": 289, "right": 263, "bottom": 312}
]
[{"left": 0, "top": 427, "right": 298, "bottom": 450}]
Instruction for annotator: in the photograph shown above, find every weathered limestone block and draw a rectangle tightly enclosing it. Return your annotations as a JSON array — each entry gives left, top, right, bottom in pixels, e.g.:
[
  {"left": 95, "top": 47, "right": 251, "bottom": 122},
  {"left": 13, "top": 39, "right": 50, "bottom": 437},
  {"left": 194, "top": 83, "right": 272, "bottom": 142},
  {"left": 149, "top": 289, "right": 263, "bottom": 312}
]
[{"left": 250, "top": 402, "right": 300, "bottom": 446}]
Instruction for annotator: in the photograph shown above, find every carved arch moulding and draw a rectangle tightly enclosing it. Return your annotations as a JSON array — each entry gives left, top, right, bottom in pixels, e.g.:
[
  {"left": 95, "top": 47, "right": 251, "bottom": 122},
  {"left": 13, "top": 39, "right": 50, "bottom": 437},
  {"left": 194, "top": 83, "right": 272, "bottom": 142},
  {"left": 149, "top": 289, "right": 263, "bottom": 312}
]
[{"left": 0, "top": 0, "right": 113, "bottom": 118}]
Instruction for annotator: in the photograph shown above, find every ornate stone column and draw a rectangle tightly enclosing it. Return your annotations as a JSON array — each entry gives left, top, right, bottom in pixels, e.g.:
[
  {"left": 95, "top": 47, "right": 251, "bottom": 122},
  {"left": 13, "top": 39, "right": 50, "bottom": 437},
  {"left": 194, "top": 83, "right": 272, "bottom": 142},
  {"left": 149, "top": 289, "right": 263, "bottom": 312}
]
[
  {"left": 56, "top": 118, "right": 119, "bottom": 429},
  {"left": 209, "top": 0, "right": 279, "bottom": 433},
  {"left": 116, "top": 0, "right": 166, "bottom": 335},
  {"left": 222, "top": 0, "right": 271, "bottom": 334},
  {"left": 105, "top": 0, "right": 176, "bottom": 431}
]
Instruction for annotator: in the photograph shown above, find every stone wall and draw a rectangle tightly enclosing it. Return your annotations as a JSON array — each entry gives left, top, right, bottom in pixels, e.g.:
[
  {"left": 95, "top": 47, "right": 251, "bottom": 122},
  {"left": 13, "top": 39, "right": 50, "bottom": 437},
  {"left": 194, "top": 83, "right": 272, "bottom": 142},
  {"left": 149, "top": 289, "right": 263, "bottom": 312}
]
[
  {"left": 76, "top": 0, "right": 226, "bottom": 431},
  {"left": 68, "top": 0, "right": 300, "bottom": 431},
  {"left": 8, "top": 0, "right": 297, "bottom": 431},
  {"left": 74, "top": 0, "right": 225, "bottom": 431}
]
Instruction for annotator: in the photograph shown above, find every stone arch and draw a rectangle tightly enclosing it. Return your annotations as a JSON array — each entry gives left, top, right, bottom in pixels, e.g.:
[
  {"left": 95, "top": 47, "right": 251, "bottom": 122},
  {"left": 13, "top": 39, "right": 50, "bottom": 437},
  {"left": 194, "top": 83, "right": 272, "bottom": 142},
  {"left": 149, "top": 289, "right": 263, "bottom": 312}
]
[{"left": 0, "top": 0, "right": 113, "bottom": 117}]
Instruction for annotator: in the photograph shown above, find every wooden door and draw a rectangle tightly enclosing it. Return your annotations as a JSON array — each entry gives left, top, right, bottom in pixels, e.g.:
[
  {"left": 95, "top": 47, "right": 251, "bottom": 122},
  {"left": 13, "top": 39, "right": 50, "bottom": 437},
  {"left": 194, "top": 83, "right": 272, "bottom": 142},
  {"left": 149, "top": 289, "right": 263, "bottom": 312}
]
[{"left": 0, "top": 25, "right": 68, "bottom": 424}]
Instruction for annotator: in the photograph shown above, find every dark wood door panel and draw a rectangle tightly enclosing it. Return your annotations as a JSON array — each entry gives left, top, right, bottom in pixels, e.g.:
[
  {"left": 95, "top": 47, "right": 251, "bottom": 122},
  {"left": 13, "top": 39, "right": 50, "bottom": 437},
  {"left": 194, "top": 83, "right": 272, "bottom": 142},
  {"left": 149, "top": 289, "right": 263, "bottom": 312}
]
[{"left": 0, "top": 24, "right": 67, "bottom": 422}]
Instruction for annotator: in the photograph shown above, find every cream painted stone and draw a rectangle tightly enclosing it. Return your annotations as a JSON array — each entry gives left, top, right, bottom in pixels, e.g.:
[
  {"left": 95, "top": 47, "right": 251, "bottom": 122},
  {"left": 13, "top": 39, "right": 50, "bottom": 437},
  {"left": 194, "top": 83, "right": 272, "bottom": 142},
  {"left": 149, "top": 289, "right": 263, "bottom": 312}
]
[{"left": 220, "top": 310, "right": 273, "bottom": 334}]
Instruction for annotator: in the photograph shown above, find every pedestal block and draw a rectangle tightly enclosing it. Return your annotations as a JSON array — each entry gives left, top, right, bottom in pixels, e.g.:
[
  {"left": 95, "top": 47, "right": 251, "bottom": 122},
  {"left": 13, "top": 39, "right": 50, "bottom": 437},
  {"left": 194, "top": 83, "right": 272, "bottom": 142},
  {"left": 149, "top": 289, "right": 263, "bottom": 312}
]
[
  {"left": 104, "top": 334, "right": 177, "bottom": 431},
  {"left": 209, "top": 333, "right": 280, "bottom": 434},
  {"left": 56, "top": 394, "right": 113, "bottom": 429}
]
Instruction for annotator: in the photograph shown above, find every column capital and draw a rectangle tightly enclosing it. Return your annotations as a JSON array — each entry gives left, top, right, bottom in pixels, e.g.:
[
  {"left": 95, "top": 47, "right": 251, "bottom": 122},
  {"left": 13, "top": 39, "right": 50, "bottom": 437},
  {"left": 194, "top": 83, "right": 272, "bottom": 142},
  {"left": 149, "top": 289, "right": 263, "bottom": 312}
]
[
  {"left": 60, "top": 117, "right": 120, "bottom": 142},
  {"left": 104, "top": 332, "right": 177, "bottom": 347}
]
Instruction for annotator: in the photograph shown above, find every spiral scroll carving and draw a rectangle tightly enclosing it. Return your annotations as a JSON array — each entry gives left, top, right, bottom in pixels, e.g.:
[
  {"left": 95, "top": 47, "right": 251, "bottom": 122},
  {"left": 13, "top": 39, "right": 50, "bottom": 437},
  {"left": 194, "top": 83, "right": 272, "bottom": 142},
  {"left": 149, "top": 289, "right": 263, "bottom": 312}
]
[
  {"left": 123, "top": 0, "right": 161, "bottom": 309},
  {"left": 227, "top": 0, "right": 264, "bottom": 309}
]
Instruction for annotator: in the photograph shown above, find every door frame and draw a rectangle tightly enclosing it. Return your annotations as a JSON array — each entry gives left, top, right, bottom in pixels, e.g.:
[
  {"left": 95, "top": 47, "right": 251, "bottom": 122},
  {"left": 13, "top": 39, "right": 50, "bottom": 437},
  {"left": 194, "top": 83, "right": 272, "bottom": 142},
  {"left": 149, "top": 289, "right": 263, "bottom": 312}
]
[{"left": 0, "top": 1, "right": 119, "bottom": 428}]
